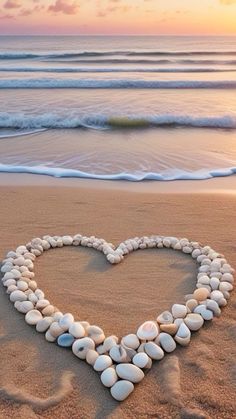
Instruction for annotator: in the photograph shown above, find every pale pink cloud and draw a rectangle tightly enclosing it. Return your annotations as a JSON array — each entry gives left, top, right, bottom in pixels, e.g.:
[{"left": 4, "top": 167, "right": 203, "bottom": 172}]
[
  {"left": 48, "top": 0, "right": 80, "bottom": 15},
  {"left": 220, "top": 0, "right": 236, "bottom": 3},
  {"left": 4, "top": 0, "right": 21, "bottom": 9}
]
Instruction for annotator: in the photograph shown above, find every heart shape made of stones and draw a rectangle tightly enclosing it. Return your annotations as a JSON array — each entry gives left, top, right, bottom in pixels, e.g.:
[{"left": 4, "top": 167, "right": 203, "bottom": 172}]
[{"left": 1, "top": 234, "right": 234, "bottom": 402}]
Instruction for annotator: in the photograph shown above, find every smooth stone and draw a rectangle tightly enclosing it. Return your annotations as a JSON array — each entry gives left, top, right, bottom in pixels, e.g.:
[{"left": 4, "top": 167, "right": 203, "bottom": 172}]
[
  {"left": 132, "top": 353, "right": 150, "bottom": 368},
  {"left": 137, "top": 343, "right": 146, "bottom": 353},
  {"left": 121, "top": 334, "right": 140, "bottom": 350},
  {"left": 156, "top": 333, "right": 176, "bottom": 353},
  {"left": 221, "top": 273, "right": 234, "bottom": 284},
  {"left": 72, "top": 337, "right": 95, "bottom": 359},
  {"left": 103, "top": 336, "right": 119, "bottom": 352},
  {"left": 137, "top": 321, "right": 159, "bottom": 341},
  {"left": 194, "top": 305, "right": 214, "bottom": 320},
  {"left": 193, "top": 288, "right": 210, "bottom": 301},
  {"left": 52, "top": 311, "right": 63, "bottom": 321},
  {"left": 184, "top": 313, "right": 204, "bottom": 331},
  {"left": 42, "top": 305, "right": 55, "bottom": 316},
  {"left": 28, "top": 293, "right": 38, "bottom": 304},
  {"left": 28, "top": 280, "right": 37, "bottom": 291},
  {"left": 36, "top": 299, "right": 50, "bottom": 309},
  {"left": 10, "top": 290, "right": 27, "bottom": 303},
  {"left": 36, "top": 317, "right": 54, "bottom": 333},
  {"left": 209, "top": 277, "right": 220, "bottom": 290},
  {"left": 101, "top": 367, "right": 118, "bottom": 388},
  {"left": 62, "top": 236, "right": 73, "bottom": 245},
  {"left": 144, "top": 342, "right": 164, "bottom": 360},
  {"left": 206, "top": 299, "right": 221, "bottom": 316},
  {"left": 174, "top": 323, "right": 191, "bottom": 346},
  {"left": 116, "top": 363, "right": 144, "bottom": 383},
  {"left": 57, "top": 333, "right": 74, "bottom": 347},
  {"left": 17, "top": 280, "right": 28, "bottom": 291},
  {"left": 94, "top": 355, "right": 113, "bottom": 372},
  {"left": 186, "top": 299, "right": 199, "bottom": 312},
  {"left": 18, "top": 301, "right": 34, "bottom": 314},
  {"left": 80, "top": 321, "right": 90, "bottom": 331},
  {"left": 160, "top": 323, "right": 178, "bottom": 335},
  {"left": 34, "top": 289, "right": 44, "bottom": 300},
  {"left": 219, "top": 281, "right": 233, "bottom": 292},
  {"left": 210, "top": 290, "right": 224, "bottom": 303},
  {"left": 110, "top": 380, "right": 134, "bottom": 401},
  {"left": 49, "top": 322, "right": 65, "bottom": 338},
  {"left": 96, "top": 344, "right": 106, "bottom": 355},
  {"left": 86, "top": 349, "right": 99, "bottom": 366},
  {"left": 45, "top": 330, "right": 56, "bottom": 342},
  {"left": 59, "top": 313, "right": 74, "bottom": 331},
  {"left": 25, "top": 309, "right": 43, "bottom": 325},
  {"left": 171, "top": 304, "right": 187, "bottom": 319},
  {"left": 69, "top": 322, "right": 85, "bottom": 338},
  {"left": 87, "top": 325, "right": 105, "bottom": 345},
  {"left": 110, "top": 345, "right": 129, "bottom": 363},
  {"left": 156, "top": 311, "right": 173, "bottom": 325}
]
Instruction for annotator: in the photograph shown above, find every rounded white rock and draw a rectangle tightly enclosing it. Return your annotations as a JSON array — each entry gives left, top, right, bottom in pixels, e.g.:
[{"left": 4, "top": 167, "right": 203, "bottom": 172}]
[
  {"left": 144, "top": 342, "right": 165, "bottom": 360},
  {"left": 59, "top": 313, "right": 74, "bottom": 331},
  {"left": 72, "top": 337, "right": 95, "bottom": 359},
  {"left": 10, "top": 290, "right": 27, "bottom": 303},
  {"left": 101, "top": 367, "right": 118, "bottom": 387},
  {"left": 184, "top": 313, "right": 204, "bottom": 331},
  {"left": 137, "top": 321, "right": 159, "bottom": 341},
  {"left": 69, "top": 322, "right": 85, "bottom": 339},
  {"left": 103, "top": 336, "right": 119, "bottom": 352},
  {"left": 110, "top": 380, "right": 134, "bottom": 401},
  {"left": 110, "top": 345, "right": 129, "bottom": 363},
  {"left": 94, "top": 355, "right": 113, "bottom": 372},
  {"left": 156, "top": 311, "right": 173, "bottom": 325},
  {"left": 171, "top": 304, "right": 187, "bottom": 319},
  {"left": 121, "top": 334, "right": 140, "bottom": 350},
  {"left": 25, "top": 309, "right": 43, "bottom": 325},
  {"left": 132, "top": 352, "right": 150, "bottom": 368},
  {"left": 86, "top": 349, "right": 99, "bottom": 366},
  {"left": 156, "top": 333, "right": 176, "bottom": 353},
  {"left": 36, "top": 317, "right": 54, "bottom": 332},
  {"left": 87, "top": 325, "right": 105, "bottom": 345},
  {"left": 116, "top": 363, "right": 144, "bottom": 383}
]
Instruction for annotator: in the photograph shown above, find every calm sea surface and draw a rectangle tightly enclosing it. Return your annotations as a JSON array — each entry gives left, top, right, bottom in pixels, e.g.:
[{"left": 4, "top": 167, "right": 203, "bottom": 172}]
[{"left": 0, "top": 35, "right": 236, "bottom": 181}]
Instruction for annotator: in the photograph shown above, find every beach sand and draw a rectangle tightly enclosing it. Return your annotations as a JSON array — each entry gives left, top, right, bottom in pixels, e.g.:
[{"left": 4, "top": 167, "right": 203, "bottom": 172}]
[{"left": 0, "top": 178, "right": 236, "bottom": 419}]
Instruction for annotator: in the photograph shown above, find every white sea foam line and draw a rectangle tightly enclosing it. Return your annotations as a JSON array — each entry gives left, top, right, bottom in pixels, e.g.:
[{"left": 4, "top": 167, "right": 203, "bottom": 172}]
[
  {"left": 0, "top": 113, "right": 236, "bottom": 129},
  {"left": 0, "top": 164, "right": 236, "bottom": 182}
]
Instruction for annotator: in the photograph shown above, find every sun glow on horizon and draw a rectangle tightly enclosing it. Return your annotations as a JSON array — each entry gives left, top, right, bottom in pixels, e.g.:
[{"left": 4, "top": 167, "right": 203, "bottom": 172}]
[{"left": 0, "top": 0, "right": 236, "bottom": 36}]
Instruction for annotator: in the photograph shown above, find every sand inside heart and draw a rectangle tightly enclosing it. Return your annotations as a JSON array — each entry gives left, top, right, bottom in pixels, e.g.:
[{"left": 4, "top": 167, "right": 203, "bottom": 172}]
[{"left": 34, "top": 245, "right": 198, "bottom": 337}]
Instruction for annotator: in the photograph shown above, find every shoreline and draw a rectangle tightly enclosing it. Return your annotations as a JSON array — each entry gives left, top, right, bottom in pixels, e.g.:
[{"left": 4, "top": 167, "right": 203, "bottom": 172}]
[{"left": 1, "top": 172, "right": 236, "bottom": 194}]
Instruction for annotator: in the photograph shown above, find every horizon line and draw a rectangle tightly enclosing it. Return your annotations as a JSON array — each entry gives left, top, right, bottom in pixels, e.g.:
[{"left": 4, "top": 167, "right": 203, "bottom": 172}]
[{"left": 0, "top": 34, "right": 236, "bottom": 37}]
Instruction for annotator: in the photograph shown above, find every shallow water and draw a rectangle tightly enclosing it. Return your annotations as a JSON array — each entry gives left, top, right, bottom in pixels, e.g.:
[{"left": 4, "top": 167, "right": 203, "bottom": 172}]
[{"left": 0, "top": 35, "right": 236, "bottom": 181}]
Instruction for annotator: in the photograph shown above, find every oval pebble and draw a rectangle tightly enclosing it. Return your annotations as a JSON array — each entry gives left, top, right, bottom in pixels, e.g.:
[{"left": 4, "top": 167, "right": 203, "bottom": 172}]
[
  {"left": 69, "top": 322, "right": 85, "bottom": 338},
  {"left": 171, "top": 304, "right": 187, "bottom": 319},
  {"left": 87, "top": 325, "right": 105, "bottom": 345},
  {"left": 156, "top": 333, "right": 176, "bottom": 353},
  {"left": 59, "top": 313, "right": 74, "bottom": 331},
  {"left": 36, "top": 317, "right": 53, "bottom": 333},
  {"left": 101, "top": 367, "right": 118, "bottom": 387},
  {"left": 132, "top": 352, "right": 149, "bottom": 368},
  {"left": 116, "top": 363, "right": 144, "bottom": 383},
  {"left": 121, "top": 334, "right": 140, "bottom": 350},
  {"left": 25, "top": 309, "right": 43, "bottom": 325},
  {"left": 110, "top": 380, "right": 134, "bottom": 401},
  {"left": 184, "top": 313, "right": 204, "bottom": 331},
  {"left": 144, "top": 341, "right": 164, "bottom": 360},
  {"left": 193, "top": 288, "right": 209, "bottom": 302},
  {"left": 10, "top": 290, "right": 27, "bottom": 303},
  {"left": 137, "top": 321, "right": 159, "bottom": 341},
  {"left": 57, "top": 333, "right": 74, "bottom": 347},
  {"left": 86, "top": 349, "right": 99, "bottom": 366},
  {"left": 72, "top": 337, "right": 95, "bottom": 359},
  {"left": 156, "top": 311, "right": 173, "bottom": 324},
  {"left": 94, "top": 355, "right": 113, "bottom": 372}
]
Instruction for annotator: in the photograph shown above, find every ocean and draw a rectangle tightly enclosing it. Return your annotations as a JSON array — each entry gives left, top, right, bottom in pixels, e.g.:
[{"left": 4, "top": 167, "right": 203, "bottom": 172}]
[{"left": 0, "top": 35, "right": 236, "bottom": 181}]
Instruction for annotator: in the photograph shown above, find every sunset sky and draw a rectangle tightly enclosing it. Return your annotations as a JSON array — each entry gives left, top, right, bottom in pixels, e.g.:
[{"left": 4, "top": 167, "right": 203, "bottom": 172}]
[{"left": 0, "top": 0, "right": 236, "bottom": 36}]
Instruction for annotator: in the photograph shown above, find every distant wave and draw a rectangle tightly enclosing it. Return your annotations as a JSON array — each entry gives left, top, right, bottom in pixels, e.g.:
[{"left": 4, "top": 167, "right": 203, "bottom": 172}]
[
  {"left": 0, "top": 163, "right": 236, "bottom": 181},
  {"left": 1, "top": 112, "right": 236, "bottom": 131},
  {"left": 0, "top": 66, "right": 234, "bottom": 74},
  {"left": 50, "top": 58, "right": 236, "bottom": 65},
  {"left": 0, "top": 50, "right": 236, "bottom": 60},
  {"left": 0, "top": 128, "right": 47, "bottom": 139},
  {"left": 1, "top": 78, "right": 236, "bottom": 89}
]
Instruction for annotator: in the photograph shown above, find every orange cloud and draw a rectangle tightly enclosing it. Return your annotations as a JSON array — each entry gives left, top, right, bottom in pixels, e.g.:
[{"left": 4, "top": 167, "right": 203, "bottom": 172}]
[{"left": 48, "top": 0, "right": 80, "bottom": 15}]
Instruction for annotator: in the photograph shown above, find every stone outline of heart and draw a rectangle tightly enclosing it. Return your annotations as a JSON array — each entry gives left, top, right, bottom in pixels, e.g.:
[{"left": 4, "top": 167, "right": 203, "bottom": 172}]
[{"left": 1, "top": 234, "right": 234, "bottom": 402}]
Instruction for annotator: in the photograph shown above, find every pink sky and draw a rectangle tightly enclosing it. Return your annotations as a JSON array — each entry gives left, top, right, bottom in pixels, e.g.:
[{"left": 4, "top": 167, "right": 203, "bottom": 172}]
[{"left": 0, "top": 0, "right": 236, "bottom": 35}]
